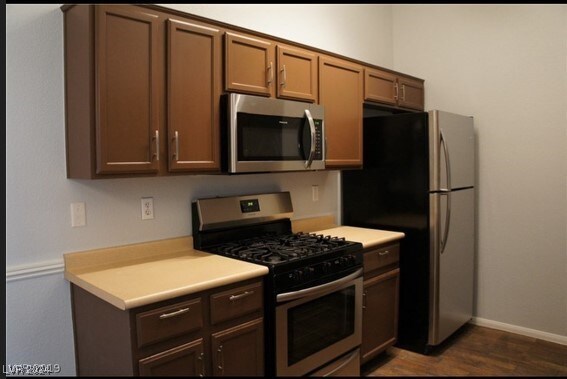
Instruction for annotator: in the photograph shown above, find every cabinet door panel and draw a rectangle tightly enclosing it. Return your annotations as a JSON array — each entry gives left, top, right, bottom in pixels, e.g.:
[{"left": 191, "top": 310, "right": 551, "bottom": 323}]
[
  {"left": 319, "top": 56, "right": 363, "bottom": 168},
  {"left": 362, "top": 269, "right": 399, "bottom": 363},
  {"left": 398, "top": 76, "right": 424, "bottom": 110},
  {"left": 277, "top": 45, "right": 318, "bottom": 102},
  {"left": 225, "top": 32, "right": 274, "bottom": 97},
  {"left": 95, "top": 6, "right": 160, "bottom": 174},
  {"left": 364, "top": 68, "right": 397, "bottom": 105},
  {"left": 167, "top": 19, "right": 221, "bottom": 171},
  {"left": 139, "top": 339, "right": 205, "bottom": 376},
  {"left": 211, "top": 318, "right": 264, "bottom": 376}
]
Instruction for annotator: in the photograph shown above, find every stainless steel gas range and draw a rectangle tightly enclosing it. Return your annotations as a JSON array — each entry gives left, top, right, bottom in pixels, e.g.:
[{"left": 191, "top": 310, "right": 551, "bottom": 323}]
[{"left": 192, "top": 192, "right": 363, "bottom": 376}]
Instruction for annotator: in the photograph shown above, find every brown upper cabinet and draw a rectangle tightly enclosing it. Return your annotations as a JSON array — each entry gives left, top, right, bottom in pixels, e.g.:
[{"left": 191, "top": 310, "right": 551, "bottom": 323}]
[
  {"left": 94, "top": 5, "right": 161, "bottom": 175},
  {"left": 364, "top": 68, "right": 424, "bottom": 110},
  {"left": 167, "top": 19, "right": 221, "bottom": 172},
  {"left": 276, "top": 45, "right": 318, "bottom": 102},
  {"left": 319, "top": 56, "right": 363, "bottom": 168},
  {"left": 63, "top": 4, "right": 221, "bottom": 178},
  {"left": 63, "top": 4, "right": 425, "bottom": 178},
  {"left": 225, "top": 32, "right": 318, "bottom": 103}
]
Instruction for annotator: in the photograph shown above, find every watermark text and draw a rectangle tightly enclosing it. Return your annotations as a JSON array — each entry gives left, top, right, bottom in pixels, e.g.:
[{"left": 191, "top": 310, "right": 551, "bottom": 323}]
[{"left": 3, "top": 364, "right": 61, "bottom": 376}]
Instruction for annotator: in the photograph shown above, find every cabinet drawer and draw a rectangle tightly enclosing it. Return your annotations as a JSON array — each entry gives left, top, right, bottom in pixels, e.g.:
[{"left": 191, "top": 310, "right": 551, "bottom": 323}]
[
  {"left": 210, "top": 282, "right": 263, "bottom": 325},
  {"left": 136, "top": 298, "right": 202, "bottom": 348},
  {"left": 363, "top": 244, "right": 399, "bottom": 274}
]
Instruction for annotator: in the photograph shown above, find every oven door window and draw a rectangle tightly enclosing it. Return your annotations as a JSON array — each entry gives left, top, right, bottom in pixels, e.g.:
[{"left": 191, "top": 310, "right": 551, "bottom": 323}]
[
  {"left": 237, "top": 113, "right": 311, "bottom": 161},
  {"left": 287, "top": 286, "right": 355, "bottom": 365}
]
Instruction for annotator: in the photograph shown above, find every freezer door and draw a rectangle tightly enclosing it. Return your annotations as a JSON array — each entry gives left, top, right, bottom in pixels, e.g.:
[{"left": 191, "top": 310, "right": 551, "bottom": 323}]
[
  {"left": 428, "top": 188, "right": 474, "bottom": 346},
  {"left": 429, "top": 110, "right": 475, "bottom": 191}
]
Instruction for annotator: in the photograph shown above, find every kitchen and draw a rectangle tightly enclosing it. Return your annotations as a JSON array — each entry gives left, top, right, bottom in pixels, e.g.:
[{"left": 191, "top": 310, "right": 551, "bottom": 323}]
[{"left": 5, "top": 3, "right": 566, "bottom": 377}]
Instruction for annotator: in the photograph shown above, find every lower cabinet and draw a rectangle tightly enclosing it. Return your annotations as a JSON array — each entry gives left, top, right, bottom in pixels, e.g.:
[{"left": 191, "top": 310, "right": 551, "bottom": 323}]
[
  {"left": 211, "top": 319, "right": 264, "bottom": 376},
  {"left": 139, "top": 339, "right": 205, "bottom": 376},
  {"left": 71, "top": 278, "right": 264, "bottom": 376},
  {"left": 361, "top": 243, "right": 400, "bottom": 364}
]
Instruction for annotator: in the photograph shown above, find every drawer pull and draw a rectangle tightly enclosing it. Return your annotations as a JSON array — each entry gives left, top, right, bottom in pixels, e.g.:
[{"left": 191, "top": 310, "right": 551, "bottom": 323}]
[
  {"left": 229, "top": 290, "right": 254, "bottom": 301},
  {"left": 378, "top": 250, "right": 390, "bottom": 256},
  {"left": 159, "top": 307, "right": 190, "bottom": 320}
]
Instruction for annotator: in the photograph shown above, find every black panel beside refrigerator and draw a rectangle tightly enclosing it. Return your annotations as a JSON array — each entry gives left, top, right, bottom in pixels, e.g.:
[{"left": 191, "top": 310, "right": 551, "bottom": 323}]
[{"left": 342, "top": 110, "right": 475, "bottom": 355}]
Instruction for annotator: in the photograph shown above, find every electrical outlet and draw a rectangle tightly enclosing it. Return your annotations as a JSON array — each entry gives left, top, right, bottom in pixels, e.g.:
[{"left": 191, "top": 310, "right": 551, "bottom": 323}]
[
  {"left": 312, "top": 185, "right": 319, "bottom": 202},
  {"left": 71, "top": 202, "right": 86, "bottom": 227},
  {"left": 141, "top": 197, "right": 154, "bottom": 220}
]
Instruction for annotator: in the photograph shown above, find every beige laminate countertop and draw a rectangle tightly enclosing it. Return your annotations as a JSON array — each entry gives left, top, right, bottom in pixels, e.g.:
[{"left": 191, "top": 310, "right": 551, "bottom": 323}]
[
  {"left": 313, "top": 226, "right": 405, "bottom": 248},
  {"left": 64, "top": 220, "right": 404, "bottom": 311},
  {"left": 64, "top": 236, "right": 268, "bottom": 311}
]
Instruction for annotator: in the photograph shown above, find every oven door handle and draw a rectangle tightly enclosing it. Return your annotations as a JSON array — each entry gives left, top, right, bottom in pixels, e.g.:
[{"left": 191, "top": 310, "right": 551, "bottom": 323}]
[{"left": 276, "top": 268, "right": 363, "bottom": 303}]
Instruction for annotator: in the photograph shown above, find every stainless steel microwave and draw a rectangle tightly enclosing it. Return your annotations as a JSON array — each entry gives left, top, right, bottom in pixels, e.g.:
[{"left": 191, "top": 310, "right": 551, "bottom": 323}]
[{"left": 224, "top": 93, "right": 325, "bottom": 173}]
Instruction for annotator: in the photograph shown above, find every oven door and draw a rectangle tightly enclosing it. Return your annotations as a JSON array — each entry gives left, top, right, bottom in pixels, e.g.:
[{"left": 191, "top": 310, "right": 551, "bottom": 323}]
[{"left": 275, "top": 269, "right": 363, "bottom": 376}]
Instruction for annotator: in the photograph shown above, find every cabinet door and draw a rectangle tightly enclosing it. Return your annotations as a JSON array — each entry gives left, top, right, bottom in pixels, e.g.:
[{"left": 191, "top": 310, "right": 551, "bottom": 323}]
[
  {"left": 276, "top": 45, "right": 318, "bottom": 102},
  {"left": 225, "top": 32, "right": 275, "bottom": 97},
  {"left": 211, "top": 318, "right": 264, "bottom": 376},
  {"left": 167, "top": 19, "right": 221, "bottom": 172},
  {"left": 139, "top": 339, "right": 205, "bottom": 376},
  {"left": 95, "top": 6, "right": 160, "bottom": 174},
  {"left": 364, "top": 68, "right": 398, "bottom": 106},
  {"left": 319, "top": 56, "right": 363, "bottom": 168},
  {"left": 361, "top": 268, "right": 399, "bottom": 364},
  {"left": 398, "top": 76, "right": 424, "bottom": 110}
]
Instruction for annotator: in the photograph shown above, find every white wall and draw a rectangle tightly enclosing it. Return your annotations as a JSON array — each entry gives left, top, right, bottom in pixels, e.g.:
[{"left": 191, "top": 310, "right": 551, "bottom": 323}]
[
  {"left": 5, "top": 4, "right": 393, "bottom": 374},
  {"left": 392, "top": 4, "right": 567, "bottom": 338}
]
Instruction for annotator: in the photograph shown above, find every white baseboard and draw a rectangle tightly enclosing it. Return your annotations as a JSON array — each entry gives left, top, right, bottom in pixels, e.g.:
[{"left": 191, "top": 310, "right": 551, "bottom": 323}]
[
  {"left": 472, "top": 316, "right": 567, "bottom": 346},
  {"left": 6, "top": 260, "right": 64, "bottom": 282}
]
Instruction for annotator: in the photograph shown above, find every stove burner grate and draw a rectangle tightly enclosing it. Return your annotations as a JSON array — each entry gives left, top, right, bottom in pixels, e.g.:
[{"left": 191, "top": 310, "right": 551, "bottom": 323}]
[{"left": 210, "top": 232, "right": 351, "bottom": 264}]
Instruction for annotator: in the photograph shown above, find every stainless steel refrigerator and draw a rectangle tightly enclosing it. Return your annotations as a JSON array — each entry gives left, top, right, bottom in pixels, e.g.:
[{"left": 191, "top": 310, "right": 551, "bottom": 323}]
[{"left": 342, "top": 110, "right": 475, "bottom": 354}]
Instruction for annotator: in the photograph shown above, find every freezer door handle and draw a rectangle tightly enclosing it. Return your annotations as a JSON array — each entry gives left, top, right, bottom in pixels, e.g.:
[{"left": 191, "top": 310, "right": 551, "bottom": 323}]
[
  {"left": 440, "top": 129, "right": 452, "bottom": 192},
  {"left": 439, "top": 130, "right": 452, "bottom": 254}
]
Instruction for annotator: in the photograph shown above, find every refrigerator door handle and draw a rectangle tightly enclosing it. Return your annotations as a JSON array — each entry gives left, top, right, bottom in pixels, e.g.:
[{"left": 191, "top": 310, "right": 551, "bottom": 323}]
[
  {"left": 440, "top": 190, "right": 451, "bottom": 254},
  {"left": 440, "top": 130, "right": 452, "bottom": 253}
]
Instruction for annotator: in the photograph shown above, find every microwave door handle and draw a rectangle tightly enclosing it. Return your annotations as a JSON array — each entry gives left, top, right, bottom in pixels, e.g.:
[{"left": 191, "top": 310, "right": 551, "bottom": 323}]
[{"left": 304, "top": 109, "right": 316, "bottom": 168}]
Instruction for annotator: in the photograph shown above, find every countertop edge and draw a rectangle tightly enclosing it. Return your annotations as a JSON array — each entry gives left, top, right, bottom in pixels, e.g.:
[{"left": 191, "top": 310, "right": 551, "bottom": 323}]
[
  {"left": 122, "top": 268, "right": 269, "bottom": 310},
  {"left": 66, "top": 266, "right": 269, "bottom": 311}
]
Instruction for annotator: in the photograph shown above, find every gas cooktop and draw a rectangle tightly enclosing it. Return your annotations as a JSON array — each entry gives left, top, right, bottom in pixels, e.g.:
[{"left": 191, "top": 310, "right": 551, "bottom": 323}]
[{"left": 208, "top": 232, "right": 356, "bottom": 265}]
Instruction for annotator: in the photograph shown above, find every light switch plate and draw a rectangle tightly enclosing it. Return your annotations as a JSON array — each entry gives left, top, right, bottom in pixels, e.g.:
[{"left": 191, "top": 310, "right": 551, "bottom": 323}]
[{"left": 71, "top": 202, "right": 86, "bottom": 227}]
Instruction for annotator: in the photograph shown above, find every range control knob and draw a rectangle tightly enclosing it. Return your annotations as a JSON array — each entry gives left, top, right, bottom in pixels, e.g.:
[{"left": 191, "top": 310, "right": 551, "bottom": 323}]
[
  {"left": 288, "top": 270, "right": 301, "bottom": 282},
  {"left": 322, "top": 261, "right": 333, "bottom": 274}
]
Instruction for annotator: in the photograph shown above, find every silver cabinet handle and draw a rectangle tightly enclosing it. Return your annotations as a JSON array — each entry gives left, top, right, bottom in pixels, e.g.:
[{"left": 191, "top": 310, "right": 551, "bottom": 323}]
[
  {"left": 153, "top": 130, "right": 160, "bottom": 161},
  {"left": 197, "top": 352, "right": 205, "bottom": 378},
  {"left": 229, "top": 290, "right": 254, "bottom": 301},
  {"left": 280, "top": 64, "right": 287, "bottom": 87},
  {"left": 217, "top": 345, "right": 224, "bottom": 374},
  {"left": 362, "top": 291, "right": 367, "bottom": 309},
  {"left": 159, "top": 307, "right": 190, "bottom": 319},
  {"left": 304, "top": 109, "right": 316, "bottom": 169},
  {"left": 267, "top": 61, "right": 273, "bottom": 84},
  {"left": 378, "top": 250, "right": 390, "bottom": 256},
  {"left": 401, "top": 84, "right": 406, "bottom": 101},
  {"left": 173, "top": 130, "right": 179, "bottom": 161},
  {"left": 394, "top": 82, "right": 399, "bottom": 100}
]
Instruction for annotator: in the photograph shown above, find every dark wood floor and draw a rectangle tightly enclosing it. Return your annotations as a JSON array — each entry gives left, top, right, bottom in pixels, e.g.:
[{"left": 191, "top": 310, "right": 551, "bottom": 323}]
[{"left": 362, "top": 324, "right": 567, "bottom": 376}]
